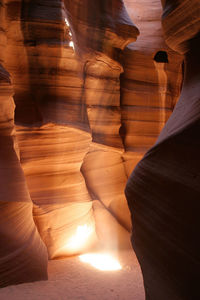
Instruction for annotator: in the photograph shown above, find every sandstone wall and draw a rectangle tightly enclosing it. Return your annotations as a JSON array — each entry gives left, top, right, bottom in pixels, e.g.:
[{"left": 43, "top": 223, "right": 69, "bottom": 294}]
[
  {"left": 0, "top": 0, "right": 186, "bottom": 288},
  {"left": 122, "top": 0, "right": 183, "bottom": 176},
  {"left": 126, "top": 0, "right": 200, "bottom": 299},
  {"left": 0, "top": 0, "right": 48, "bottom": 287}
]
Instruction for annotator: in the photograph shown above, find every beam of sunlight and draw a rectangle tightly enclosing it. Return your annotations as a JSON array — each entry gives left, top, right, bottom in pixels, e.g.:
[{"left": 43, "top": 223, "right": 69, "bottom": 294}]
[
  {"left": 66, "top": 225, "right": 93, "bottom": 250},
  {"left": 64, "top": 18, "right": 69, "bottom": 26},
  {"left": 79, "top": 253, "right": 122, "bottom": 271},
  {"left": 69, "top": 41, "right": 75, "bottom": 49},
  {"left": 64, "top": 17, "right": 74, "bottom": 50}
]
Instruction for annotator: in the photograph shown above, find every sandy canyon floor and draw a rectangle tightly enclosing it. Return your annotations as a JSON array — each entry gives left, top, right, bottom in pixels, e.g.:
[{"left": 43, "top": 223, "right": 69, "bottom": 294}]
[{"left": 0, "top": 249, "right": 145, "bottom": 300}]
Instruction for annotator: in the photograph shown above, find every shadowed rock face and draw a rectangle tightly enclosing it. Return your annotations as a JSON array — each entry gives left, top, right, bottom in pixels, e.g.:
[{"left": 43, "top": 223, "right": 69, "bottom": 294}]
[
  {"left": 6, "top": 0, "right": 87, "bottom": 129},
  {"left": 0, "top": 0, "right": 189, "bottom": 289},
  {"left": 64, "top": 0, "right": 139, "bottom": 57},
  {"left": 0, "top": 4, "right": 48, "bottom": 285},
  {"left": 161, "top": 0, "right": 200, "bottom": 54},
  {"left": 125, "top": 1, "right": 200, "bottom": 299}
]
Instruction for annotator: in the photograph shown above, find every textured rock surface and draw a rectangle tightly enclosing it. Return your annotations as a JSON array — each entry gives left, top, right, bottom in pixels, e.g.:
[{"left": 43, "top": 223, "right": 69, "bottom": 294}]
[
  {"left": 0, "top": 0, "right": 191, "bottom": 290},
  {"left": 82, "top": 149, "right": 132, "bottom": 231},
  {"left": 65, "top": 0, "right": 139, "bottom": 232},
  {"left": 0, "top": 0, "right": 139, "bottom": 287},
  {"left": 5, "top": 0, "right": 86, "bottom": 129},
  {"left": 0, "top": 34, "right": 48, "bottom": 288},
  {"left": 125, "top": 1, "right": 200, "bottom": 299},
  {"left": 161, "top": 0, "right": 200, "bottom": 54},
  {"left": 81, "top": 55, "right": 132, "bottom": 231},
  {"left": 122, "top": 0, "right": 183, "bottom": 176},
  {"left": 3, "top": 0, "right": 96, "bottom": 261},
  {"left": 16, "top": 124, "right": 98, "bottom": 258},
  {"left": 64, "top": 0, "right": 139, "bottom": 56}
]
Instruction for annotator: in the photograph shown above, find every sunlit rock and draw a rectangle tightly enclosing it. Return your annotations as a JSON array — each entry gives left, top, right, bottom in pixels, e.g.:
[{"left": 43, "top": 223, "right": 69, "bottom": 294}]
[
  {"left": 121, "top": 0, "right": 183, "bottom": 175},
  {"left": 93, "top": 200, "right": 132, "bottom": 251},
  {"left": 0, "top": 0, "right": 195, "bottom": 291}
]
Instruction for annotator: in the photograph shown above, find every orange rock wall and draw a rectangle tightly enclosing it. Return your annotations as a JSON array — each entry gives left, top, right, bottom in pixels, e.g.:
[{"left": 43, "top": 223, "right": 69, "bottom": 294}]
[
  {"left": 122, "top": 0, "right": 183, "bottom": 175},
  {"left": 125, "top": 0, "right": 200, "bottom": 299},
  {"left": 0, "top": 0, "right": 185, "bottom": 287},
  {"left": 0, "top": 0, "right": 48, "bottom": 287}
]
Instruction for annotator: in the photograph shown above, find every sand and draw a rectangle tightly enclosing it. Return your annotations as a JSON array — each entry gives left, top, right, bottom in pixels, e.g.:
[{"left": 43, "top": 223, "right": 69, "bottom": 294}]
[{"left": 0, "top": 250, "right": 145, "bottom": 300}]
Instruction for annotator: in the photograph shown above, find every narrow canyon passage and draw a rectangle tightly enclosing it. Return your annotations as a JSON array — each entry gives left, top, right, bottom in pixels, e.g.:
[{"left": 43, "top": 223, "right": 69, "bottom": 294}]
[{"left": 0, "top": 0, "right": 199, "bottom": 299}]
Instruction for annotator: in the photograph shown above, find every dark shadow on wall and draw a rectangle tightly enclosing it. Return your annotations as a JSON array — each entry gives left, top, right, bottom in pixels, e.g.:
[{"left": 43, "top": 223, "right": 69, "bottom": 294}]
[{"left": 154, "top": 50, "right": 168, "bottom": 63}]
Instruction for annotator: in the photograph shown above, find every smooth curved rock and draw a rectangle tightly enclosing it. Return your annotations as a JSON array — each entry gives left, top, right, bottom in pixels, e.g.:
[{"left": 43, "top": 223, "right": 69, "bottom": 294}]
[
  {"left": 2, "top": 0, "right": 136, "bottom": 261},
  {"left": 125, "top": 1, "right": 200, "bottom": 299},
  {"left": 0, "top": 0, "right": 193, "bottom": 289},
  {"left": 0, "top": 65, "right": 48, "bottom": 288},
  {"left": 64, "top": 0, "right": 139, "bottom": 57},
  {"left": 121, "top": 0, "right": 183, "bottom": 176},
  {"left": 84, "top": 54, "right": 124, "bottom": 149},
  {"left": 5, "top": 0, "right": 88, "bottom": 129},
  {"left": 3, "top": 0, "right": 95, "bottom": 259},
  {"left": 16, "top": 124, "right": 98, "bottom": 258},
  {"left": 65, "top": 0, "right": 139, "bottom": 233},
  {"left": 82, "top": 148, "right": 132, "bottom": 231},
  {"left": 92, "top": 200, "right": 132, "bottom": 251},
  {"left": 161, "top": 0, "right": 200, "bottom": 54}
]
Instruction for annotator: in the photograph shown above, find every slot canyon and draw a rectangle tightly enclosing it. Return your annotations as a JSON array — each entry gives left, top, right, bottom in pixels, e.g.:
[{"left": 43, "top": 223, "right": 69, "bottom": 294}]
[{"left": 0, "top": 0, "right": 199, "bottom": 299}]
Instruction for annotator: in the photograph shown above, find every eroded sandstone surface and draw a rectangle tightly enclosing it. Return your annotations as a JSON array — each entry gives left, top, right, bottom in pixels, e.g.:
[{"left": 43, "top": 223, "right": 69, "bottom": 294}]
[
  {"left": 0, "top": 0, "right": 193, "bottom": 291},
  {"left": 126, "top": 0, "right": 200, "bottom": 299}
]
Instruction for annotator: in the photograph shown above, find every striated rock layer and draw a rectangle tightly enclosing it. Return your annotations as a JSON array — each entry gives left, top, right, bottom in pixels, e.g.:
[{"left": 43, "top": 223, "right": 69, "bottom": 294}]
[
  {"left": 0, "top": 1, "right": 48, "bottom": 288},
  {"left": 122, "top": 0, "right": 183, "bottom": 176},
  {"left": 125, "top": 0, "right": 200, "bottom": 299},
  {"left": 64, "top": 0, "right": 139, "bottom": 57},
  {"left": 65, "top": 0, "right": 139, "bottom": 232},
  {"left": 4, "top": 0, "right": 99, "bottom": 260},
  {"left": 16, "top": 124, "right": 97, "bottom": 258},
  {"left": 5, "top": 0, "right": 87, "bottom": 129},
  {"left": 0, "top": 64, "right": 48, "bottom": 287},
  {"left": 1, "top": 0, "right": 139, "bottom": 287},
  {"left": 81, "top": 55, "right": 132, "bottom": 231},
  {"left": 0, "top": 0, "right": 190, "bottom": 289}
]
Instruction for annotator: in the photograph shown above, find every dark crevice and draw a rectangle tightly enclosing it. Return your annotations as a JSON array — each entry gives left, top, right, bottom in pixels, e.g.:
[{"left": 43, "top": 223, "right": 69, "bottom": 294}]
[{"left": 154, "top": 51, "right": 168, "bottom": 63}]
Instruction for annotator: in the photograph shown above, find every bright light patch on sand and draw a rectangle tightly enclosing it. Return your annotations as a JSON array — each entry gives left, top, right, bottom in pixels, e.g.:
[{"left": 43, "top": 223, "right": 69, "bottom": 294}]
[
  {"left": 67, "top": 225, "right": 93, "bottom": 249},
  {"left": 79, "top": 253, "right": 122, "bottom": 271}
]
